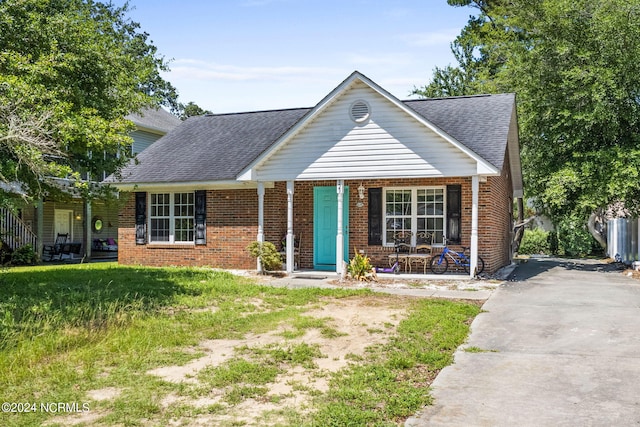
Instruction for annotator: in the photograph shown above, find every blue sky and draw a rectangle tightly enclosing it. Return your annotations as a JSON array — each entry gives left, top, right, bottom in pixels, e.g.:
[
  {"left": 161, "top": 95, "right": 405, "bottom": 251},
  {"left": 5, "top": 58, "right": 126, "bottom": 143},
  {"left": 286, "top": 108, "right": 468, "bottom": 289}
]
[{"left": 121, "top": 1, "right": 473, "bottom": 113}]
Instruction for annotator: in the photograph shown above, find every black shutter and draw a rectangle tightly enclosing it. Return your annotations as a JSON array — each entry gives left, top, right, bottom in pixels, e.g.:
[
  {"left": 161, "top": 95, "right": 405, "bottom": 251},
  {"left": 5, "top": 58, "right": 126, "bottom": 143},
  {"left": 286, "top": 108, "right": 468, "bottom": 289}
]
[
  {"left": 135, "top": 192, "right": 147, "bottom": 245},
  {"left": 368, "top": 188, "right": 382, "bottom": 245},
  {"left": 194, "top": 190, "right": 206, "bottom": 245},
  {"left": 447, "top": 185, "right": 461, "bottom": 245}
]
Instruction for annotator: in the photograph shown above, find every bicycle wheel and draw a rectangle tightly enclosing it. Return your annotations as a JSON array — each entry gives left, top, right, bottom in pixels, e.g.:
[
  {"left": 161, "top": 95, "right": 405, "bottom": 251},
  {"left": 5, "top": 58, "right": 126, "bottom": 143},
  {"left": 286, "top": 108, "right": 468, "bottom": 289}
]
[
  {"left": 430, "top": 255, "right": 448, "bottom": 274},
  {"left": 463, "top": 255, "right": 485, "bottom": 275},
  {"left": 477, "top": 256, "right": 485, "bottom": 274}
]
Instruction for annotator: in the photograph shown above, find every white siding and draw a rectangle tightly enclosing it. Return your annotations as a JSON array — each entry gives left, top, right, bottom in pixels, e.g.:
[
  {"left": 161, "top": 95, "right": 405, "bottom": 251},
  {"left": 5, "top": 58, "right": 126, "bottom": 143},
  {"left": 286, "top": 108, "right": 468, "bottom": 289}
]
[
  {"left": 132, "top": 130, "right": 162, "bottom": 155},
  {"left": 255, "top": 82, "right": 477, "bottom": 181}
]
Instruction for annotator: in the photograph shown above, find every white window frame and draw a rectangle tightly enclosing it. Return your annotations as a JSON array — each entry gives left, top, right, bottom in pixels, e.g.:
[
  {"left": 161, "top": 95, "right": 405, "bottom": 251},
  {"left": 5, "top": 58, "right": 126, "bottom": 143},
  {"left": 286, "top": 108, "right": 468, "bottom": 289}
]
[
  {"left": 382, "top": 186, "right": 446, "bottom": 247},
  {"left": 148, "top": 192, "right": 195, "bottom": 244}
]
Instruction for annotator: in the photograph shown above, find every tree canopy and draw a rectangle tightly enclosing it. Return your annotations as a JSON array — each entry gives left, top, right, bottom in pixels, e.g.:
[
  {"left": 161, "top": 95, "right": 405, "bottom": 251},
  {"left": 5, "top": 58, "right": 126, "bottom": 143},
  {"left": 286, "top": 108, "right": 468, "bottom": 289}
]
[
  {"left": 0, "top": 0, "right": 178, "bottom": 204},
  {"left": 415, "top": 0, "right": 640, "bottom": 226},
  {"left": 178, "top": 102, "right": 212, "bottom": 121}
]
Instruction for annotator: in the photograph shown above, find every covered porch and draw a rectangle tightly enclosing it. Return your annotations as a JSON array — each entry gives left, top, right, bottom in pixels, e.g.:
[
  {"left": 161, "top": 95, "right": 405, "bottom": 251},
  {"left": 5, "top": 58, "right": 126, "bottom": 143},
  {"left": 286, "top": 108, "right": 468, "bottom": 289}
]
[{"left": 254, "top": 176, "right": 483, "bottom": 278}]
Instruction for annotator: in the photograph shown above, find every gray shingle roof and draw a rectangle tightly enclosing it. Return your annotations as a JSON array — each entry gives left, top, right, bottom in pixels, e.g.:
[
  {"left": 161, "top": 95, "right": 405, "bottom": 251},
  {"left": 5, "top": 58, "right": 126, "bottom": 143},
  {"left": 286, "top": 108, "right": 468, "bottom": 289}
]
[
  {"left": 111, "top": 94, "right": 515, "bottom": 185},
  {"left": 126, "top": 107, "right": 181, "bottom": 134},
  {"left": 405, "top": 93, "right": 515, "bottom": 171},
  {"left": 113, "top": 108, "right": 311, "bottom": 184}
]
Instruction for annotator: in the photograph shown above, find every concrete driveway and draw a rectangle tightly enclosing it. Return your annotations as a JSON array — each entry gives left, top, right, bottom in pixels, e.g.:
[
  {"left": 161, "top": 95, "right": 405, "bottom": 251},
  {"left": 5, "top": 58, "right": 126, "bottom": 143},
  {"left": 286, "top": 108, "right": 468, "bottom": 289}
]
[{"left": 406, "top": 257, "right": 640, "bottom": 426}]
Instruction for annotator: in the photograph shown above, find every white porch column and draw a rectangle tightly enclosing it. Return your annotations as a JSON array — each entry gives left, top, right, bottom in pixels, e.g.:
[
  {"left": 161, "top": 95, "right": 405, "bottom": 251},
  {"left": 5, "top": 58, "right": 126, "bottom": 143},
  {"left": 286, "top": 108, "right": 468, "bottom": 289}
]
[
  {"left": 286, "top": 180, "right": 295, "bottom": 273},
  {"left": 84, "top": 199, "right": 92, "bottom": 261},
  {"left": 470, "top": 175, "right": 479, "bottom": 277},
  {"left": 256, "top": 182, "right": 265, "bottom": 272},
  {"left": 336, "top": 180, "right": 344, "bottom": 275}
]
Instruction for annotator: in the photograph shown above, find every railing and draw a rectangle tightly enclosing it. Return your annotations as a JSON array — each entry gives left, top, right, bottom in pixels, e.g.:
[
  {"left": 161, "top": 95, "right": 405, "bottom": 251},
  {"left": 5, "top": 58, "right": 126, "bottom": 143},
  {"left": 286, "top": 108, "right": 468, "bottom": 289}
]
[{"left": 0, "top": 207, "right": 38, "bottom": 252}]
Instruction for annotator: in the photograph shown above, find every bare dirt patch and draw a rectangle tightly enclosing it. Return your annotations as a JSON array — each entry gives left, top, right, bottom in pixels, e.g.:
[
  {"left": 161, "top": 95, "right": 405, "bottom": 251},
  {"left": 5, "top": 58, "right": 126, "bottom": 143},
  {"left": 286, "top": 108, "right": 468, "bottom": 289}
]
[{"left": 151, "top": 295, "right": 412, "bottom": 426}]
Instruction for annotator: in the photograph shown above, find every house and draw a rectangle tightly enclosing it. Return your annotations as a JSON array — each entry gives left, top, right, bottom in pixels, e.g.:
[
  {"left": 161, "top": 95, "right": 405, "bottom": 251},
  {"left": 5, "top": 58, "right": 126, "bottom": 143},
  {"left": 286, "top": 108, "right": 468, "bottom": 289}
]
[
  {"left": 109, "top": 72, "right": 523, "bottom": 277},
  {"left": 3, "top": 107, "right": 180, "bottom": 260}
]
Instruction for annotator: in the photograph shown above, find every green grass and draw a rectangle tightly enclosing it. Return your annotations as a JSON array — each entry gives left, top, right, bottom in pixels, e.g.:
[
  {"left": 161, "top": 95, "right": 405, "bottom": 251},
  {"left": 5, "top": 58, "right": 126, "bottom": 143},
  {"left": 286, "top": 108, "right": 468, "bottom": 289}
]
[
  {"left": 0, "top": 263, "right": 481, "bottom": 426},
  {"left": 308, "top": 299, "right": 481, "bottom": 426}
]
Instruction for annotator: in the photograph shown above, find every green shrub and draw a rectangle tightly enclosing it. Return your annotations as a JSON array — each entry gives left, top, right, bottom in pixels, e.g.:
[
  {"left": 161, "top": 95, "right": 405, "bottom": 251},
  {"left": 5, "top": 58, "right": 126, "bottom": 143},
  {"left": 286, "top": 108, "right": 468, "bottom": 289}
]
[
  {"left": 246, "top": 241, "right": 282, "bottom": 272},
  {"left": 347, "top": 248, "right": 375, "bottom": 281},
  {"left": 556, "top": 217, "right": 595, "bottom": 257},
  {"left": 518, "top": 229, "right": 550, "bottom": 255},
  {"left": 10, "top": 244, "right": 37, "bottom": 266}
]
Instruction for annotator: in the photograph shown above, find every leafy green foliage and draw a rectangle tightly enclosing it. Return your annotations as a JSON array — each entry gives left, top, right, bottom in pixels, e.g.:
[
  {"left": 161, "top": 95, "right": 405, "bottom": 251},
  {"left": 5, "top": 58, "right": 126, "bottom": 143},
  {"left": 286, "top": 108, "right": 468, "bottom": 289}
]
[
  {"left": 421, "top": 0, "right": 640, "bottom": 228},
  {"left": 246, "top": 241, "right": 282, "bottom": 271},
  {"left": 347, "top": 248, "right": 375, "bottom": 281},
  {"left": 178, "top": 101, "right": 212, "bottom": 121},
  {"left": 0, "top": 0, "right": 178, "bottom": 203},
  {"left": 518, "top": 229, "right": 550, "bottom": 255},
  {"left": 9, "top": 244, "right": 36, "bottom": 266},
  {"left": 556, "top": 216, "right": 597, "bottom": 257}
]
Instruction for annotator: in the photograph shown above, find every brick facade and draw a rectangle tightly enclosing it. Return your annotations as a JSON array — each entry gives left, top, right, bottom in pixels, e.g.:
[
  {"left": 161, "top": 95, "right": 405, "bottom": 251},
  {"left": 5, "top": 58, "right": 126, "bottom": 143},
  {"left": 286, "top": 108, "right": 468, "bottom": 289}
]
[{"left": 118, "top": 164, "right": 514, "bottom": 273}]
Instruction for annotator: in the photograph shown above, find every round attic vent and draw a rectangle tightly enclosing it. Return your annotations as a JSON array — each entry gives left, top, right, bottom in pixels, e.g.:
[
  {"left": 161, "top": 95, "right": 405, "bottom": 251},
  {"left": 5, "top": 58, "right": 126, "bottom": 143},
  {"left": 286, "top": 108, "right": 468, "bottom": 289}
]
[{"left": 350, "top": 100, "right": 370, "bottom": 123}]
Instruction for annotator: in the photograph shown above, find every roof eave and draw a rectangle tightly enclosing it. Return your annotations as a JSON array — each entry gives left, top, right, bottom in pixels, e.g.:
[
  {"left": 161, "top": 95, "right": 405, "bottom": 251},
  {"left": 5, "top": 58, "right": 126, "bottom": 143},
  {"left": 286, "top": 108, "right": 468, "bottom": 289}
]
[{"left": 109, "top": 180, "right": 268, "bottom": 192}]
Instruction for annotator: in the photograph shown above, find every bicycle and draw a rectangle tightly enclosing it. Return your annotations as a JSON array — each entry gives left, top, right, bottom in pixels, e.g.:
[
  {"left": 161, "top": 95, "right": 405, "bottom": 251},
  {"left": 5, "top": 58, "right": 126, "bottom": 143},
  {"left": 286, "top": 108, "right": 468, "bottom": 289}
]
[{"left": 429, "top": 241, "right": 485, "bottom": 275}]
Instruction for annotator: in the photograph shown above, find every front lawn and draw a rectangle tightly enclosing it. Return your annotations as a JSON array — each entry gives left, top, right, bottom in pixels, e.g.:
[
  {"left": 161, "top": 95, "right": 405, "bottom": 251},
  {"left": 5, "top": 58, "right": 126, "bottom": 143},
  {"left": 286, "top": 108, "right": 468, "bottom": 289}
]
[{"left": 0, "top": 263, "right": 480, "bottom": 426}]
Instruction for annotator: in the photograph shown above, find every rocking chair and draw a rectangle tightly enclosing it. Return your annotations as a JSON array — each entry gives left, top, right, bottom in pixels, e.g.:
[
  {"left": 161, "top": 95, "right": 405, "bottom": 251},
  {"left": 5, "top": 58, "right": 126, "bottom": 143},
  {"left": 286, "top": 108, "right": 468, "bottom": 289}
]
[{"left": 43, "top": 233, "right": 69, "bottom": 261}]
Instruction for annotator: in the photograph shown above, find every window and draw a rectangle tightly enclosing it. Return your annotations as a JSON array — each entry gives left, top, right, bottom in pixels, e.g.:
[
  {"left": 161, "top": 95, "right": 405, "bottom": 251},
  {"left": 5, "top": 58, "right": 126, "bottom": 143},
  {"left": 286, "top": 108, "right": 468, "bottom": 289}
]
[
  {"left": 385, "top": 189, "right": 412, "bottom": 242},
  {"left": 149, "top": 192, "right": 195, "bottom": 243},
  {"left": 383, "top": 187, "right": 445, "bottom": 245},
  {"left": 417, "top": 188, "right": 444, "bottom": 244}
]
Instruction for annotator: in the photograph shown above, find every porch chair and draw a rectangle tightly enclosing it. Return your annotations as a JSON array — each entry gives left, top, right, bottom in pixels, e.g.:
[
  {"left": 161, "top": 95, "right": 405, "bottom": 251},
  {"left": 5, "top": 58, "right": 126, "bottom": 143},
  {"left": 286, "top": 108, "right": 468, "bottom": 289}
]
[
  {"left": 387, "top": 231, "right": 412, "bottom": 273},
  {"left": 407, "top": 232, "right": 433, "bottom": 274},
  {"left": 43, "top": 233, "right": 69, "bottom": 261},
  {"left": 279, "top": 233, "right": 301, "bottom": 270}
]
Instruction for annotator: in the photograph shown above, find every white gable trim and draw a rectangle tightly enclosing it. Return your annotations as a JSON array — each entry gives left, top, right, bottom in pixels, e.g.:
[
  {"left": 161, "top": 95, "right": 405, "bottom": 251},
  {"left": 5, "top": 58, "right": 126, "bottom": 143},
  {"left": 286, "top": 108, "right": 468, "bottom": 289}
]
[{"left": 237, "top": 72, "right": 498, "bottom": 181}]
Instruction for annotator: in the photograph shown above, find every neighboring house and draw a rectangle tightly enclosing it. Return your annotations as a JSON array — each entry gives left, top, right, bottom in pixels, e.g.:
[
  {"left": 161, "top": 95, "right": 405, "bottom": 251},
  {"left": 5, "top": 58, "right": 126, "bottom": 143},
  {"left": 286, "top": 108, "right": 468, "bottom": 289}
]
[
  {"left": 3, "top": 107, "right": 180, "bottom": 259},
  {"left": 109, "top": 72, "right": 523, "bottom": 276}
]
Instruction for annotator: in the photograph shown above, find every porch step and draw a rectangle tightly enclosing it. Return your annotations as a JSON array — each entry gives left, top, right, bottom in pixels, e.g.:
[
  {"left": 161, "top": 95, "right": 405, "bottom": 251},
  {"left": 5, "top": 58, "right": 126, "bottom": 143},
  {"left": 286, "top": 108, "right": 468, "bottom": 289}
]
[{"left": 291, "top": 272, "right": 332, "bottom": 280}]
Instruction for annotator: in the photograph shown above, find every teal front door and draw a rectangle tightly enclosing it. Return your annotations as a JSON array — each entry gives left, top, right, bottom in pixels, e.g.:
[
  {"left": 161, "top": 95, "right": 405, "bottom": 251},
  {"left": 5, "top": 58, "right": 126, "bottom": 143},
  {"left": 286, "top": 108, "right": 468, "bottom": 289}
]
[{"left": 314, "top": 186, "right": 349, "bottom": 270}]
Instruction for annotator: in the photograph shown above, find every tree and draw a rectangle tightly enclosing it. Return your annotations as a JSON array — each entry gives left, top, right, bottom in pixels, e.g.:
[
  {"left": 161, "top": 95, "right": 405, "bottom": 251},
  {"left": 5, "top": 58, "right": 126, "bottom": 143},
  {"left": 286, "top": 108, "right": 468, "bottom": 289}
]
[
  {"left": 418, "top": 0, "right": 640, "bottom": 247},
  {"left": 178, "top": 102, "right": 212, "bottom": 121},
  {"left": 413, "top": 0, "right": 511, "bottom": 98},
  {"left": 0, "top": 0, "right": 178, "bottom": 204}
]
